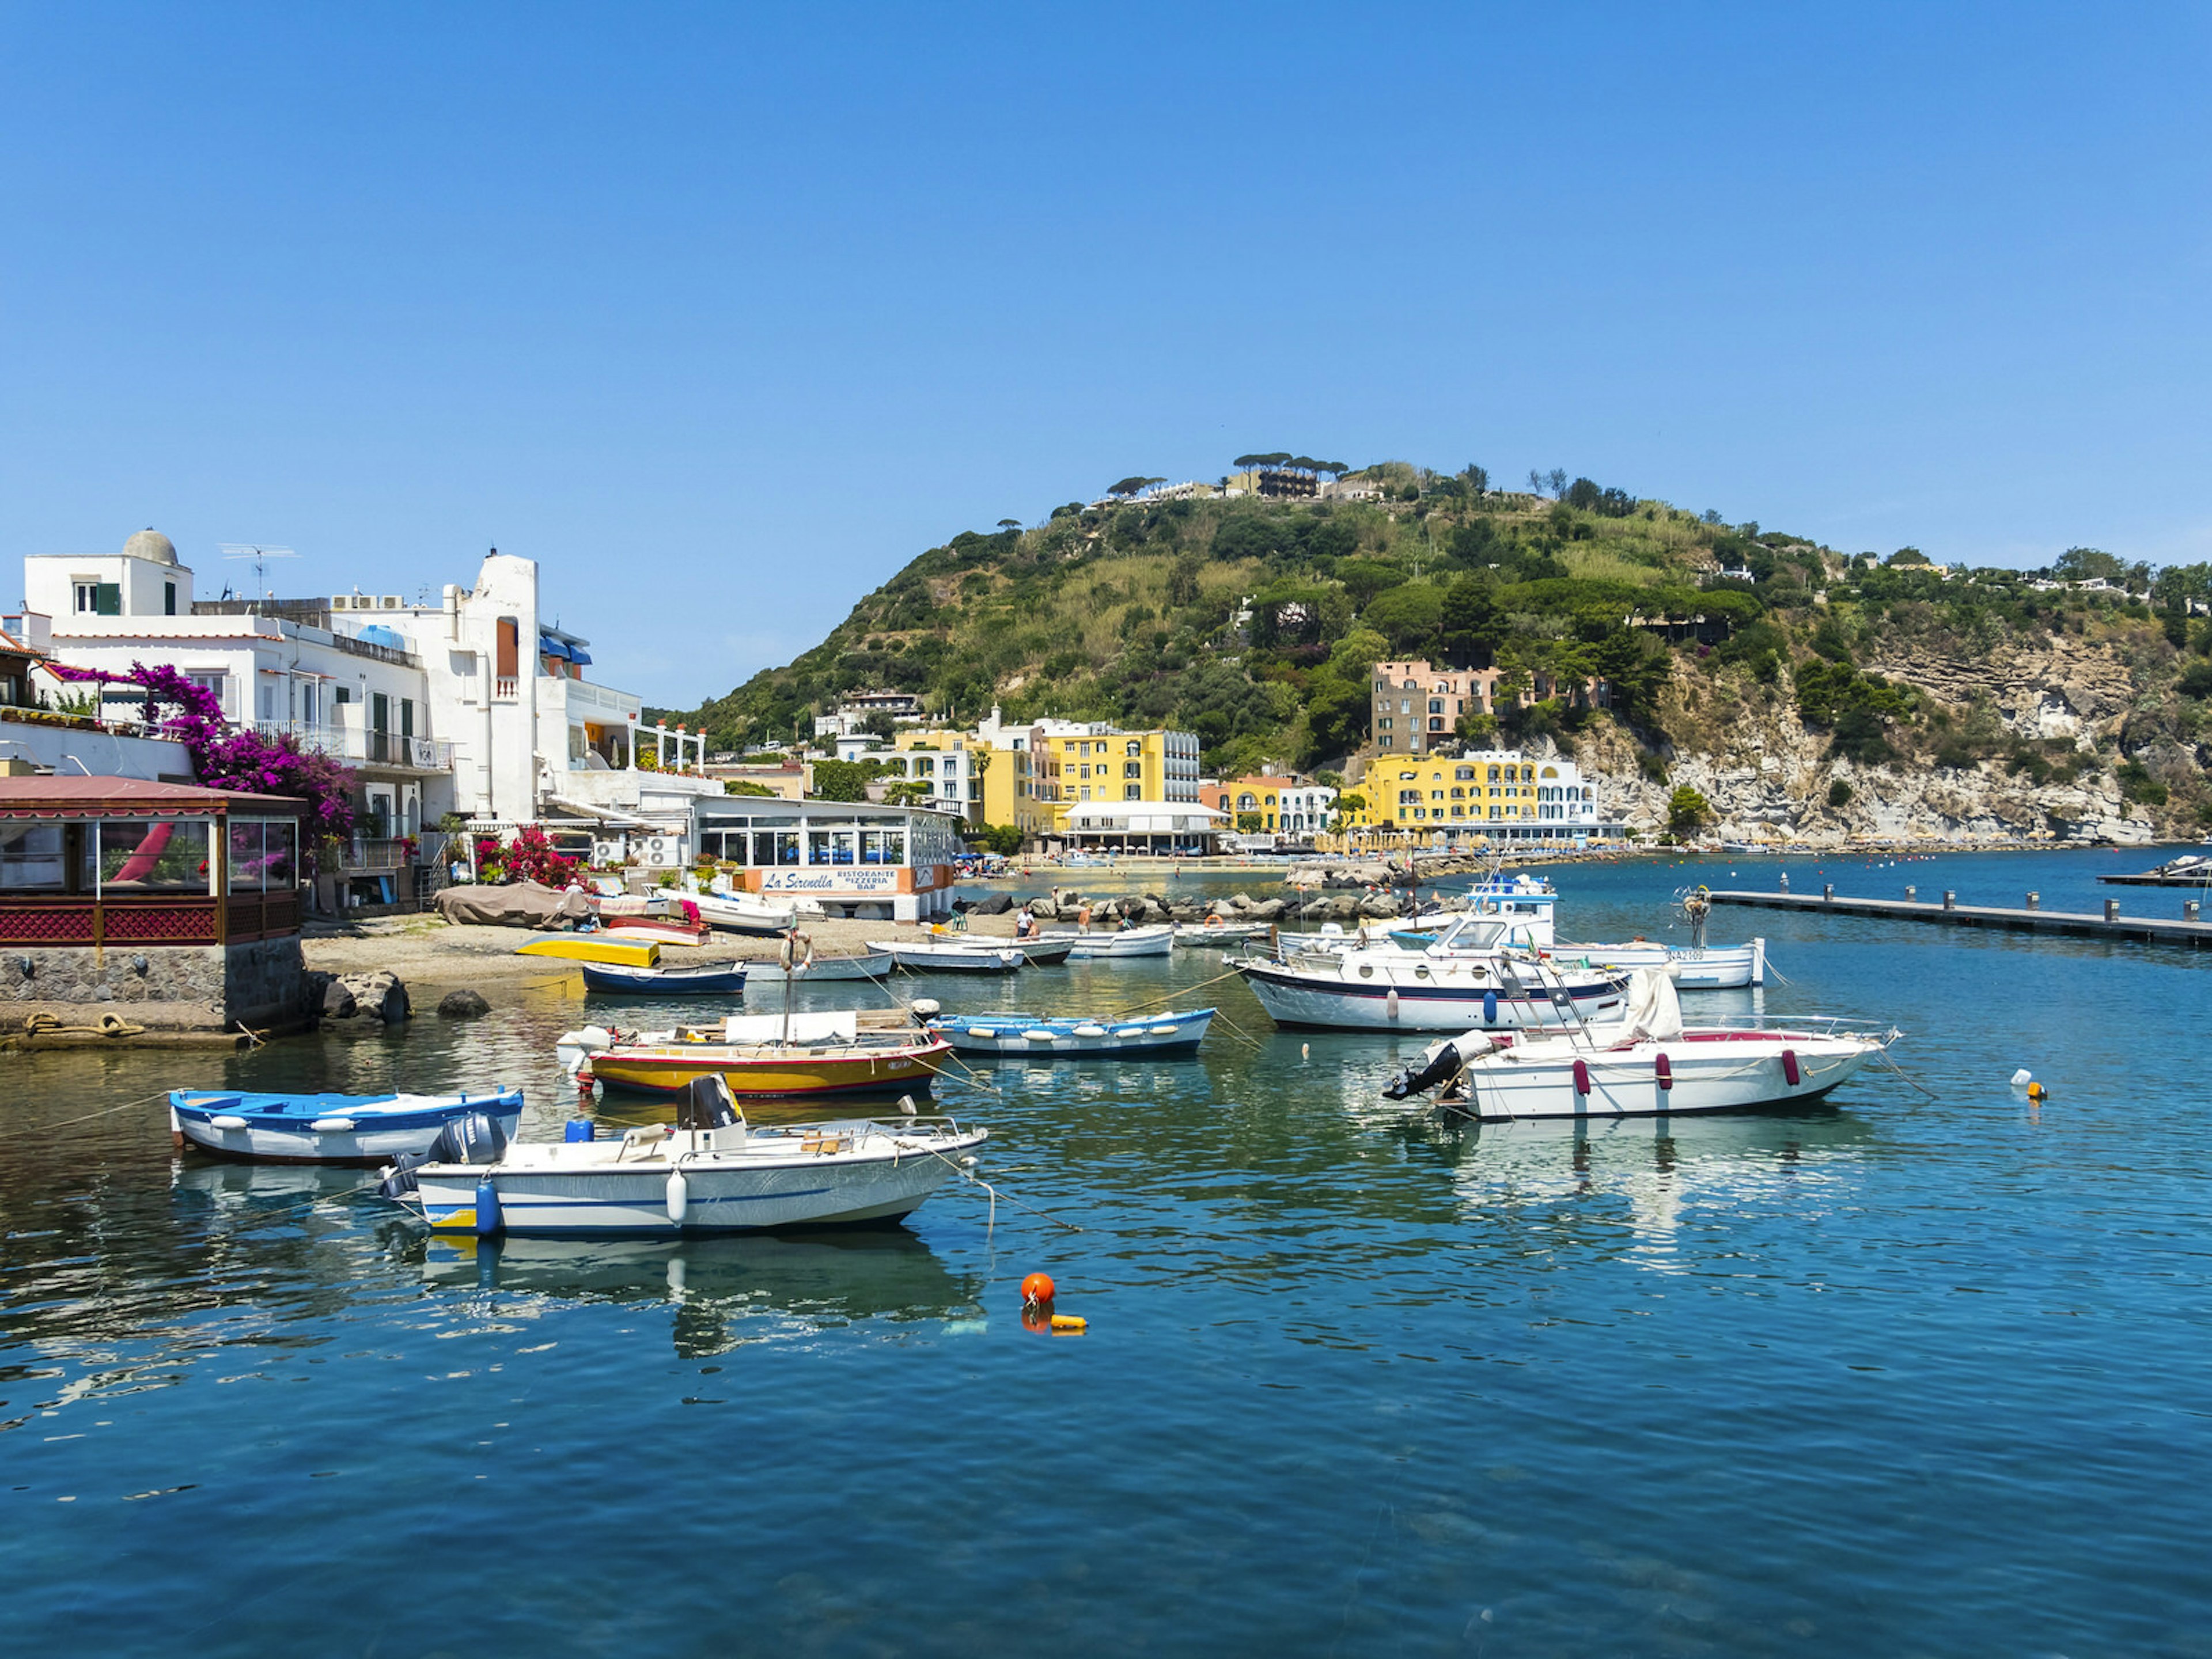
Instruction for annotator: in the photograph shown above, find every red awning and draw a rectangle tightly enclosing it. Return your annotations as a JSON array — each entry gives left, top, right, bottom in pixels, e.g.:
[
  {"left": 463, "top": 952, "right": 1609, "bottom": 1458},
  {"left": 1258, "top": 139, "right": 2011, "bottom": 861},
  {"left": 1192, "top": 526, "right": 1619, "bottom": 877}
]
[{"left": 0, "top": 777, "right": 302, "bottom": 820}]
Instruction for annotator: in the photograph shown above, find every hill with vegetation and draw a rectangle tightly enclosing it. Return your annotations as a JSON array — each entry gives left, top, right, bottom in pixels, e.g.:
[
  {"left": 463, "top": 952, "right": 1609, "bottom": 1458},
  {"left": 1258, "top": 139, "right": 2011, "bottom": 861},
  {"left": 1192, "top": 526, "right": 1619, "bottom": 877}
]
[{"left": 661, "top": 462, "right": 2212, "bottom": 842}]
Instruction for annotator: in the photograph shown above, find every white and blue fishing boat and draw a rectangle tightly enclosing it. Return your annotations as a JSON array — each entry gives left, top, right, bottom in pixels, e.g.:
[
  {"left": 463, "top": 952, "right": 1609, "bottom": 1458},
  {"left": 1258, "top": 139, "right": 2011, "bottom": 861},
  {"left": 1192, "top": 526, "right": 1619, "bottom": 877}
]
[
  {"left": 579, "top": 959, "right": 749, "bottom": 996},
  {"left": 927, "top": 1007, "right": 1214, "bottom": 1056},
  {"left": 169, "top": 1087, "right": 525, "bottom": 1166}
]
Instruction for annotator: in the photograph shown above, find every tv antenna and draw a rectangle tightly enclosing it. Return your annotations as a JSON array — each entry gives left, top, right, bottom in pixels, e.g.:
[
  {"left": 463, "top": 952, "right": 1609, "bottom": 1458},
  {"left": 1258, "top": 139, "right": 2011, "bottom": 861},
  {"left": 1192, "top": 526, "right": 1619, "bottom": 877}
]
[{"left": 218, "top": 544, "right": 298, "bottom": 600}]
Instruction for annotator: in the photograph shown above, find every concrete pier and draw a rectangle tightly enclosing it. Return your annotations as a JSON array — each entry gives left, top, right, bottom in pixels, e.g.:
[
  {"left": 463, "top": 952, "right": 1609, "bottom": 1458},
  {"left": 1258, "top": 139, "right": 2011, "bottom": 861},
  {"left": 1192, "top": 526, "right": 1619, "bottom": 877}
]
[{"left": 1706, "top": 889, "right": 2212, "bottom": 949}]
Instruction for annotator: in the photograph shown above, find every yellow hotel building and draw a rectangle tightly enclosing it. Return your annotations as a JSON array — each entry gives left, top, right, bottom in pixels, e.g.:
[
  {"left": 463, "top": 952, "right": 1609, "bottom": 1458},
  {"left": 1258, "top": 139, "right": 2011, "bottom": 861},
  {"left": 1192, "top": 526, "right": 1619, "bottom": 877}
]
[
  {"left": 1341, "top": 749, "right": 1610, "bottom": 844},
  {"left": 972, "top": 710, "right": 1201, "bottom": 838}
]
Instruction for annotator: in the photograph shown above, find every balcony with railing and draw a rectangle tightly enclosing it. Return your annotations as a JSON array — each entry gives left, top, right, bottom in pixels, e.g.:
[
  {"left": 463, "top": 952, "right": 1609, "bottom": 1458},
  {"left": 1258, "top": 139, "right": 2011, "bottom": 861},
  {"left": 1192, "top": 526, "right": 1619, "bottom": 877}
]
[{"left": 253, "top": 720, "right": 456, "bottom": 772}]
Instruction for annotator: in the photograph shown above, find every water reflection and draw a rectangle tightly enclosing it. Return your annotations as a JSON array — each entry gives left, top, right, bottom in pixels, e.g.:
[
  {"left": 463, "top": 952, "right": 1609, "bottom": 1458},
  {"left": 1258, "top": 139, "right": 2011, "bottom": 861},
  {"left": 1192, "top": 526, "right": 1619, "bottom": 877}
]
[
  {"left": 1413, "top": 1106, "right": 1880, "bottom": 1272},
  {"left": 415, "top": 1231, "right": 985, "bottom": 1357}
]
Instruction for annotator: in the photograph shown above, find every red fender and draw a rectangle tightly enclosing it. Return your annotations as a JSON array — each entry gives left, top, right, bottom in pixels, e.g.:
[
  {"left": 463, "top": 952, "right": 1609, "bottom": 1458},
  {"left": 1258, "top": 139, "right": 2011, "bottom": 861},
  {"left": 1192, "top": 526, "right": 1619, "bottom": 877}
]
[
  {"left": 1781, "top": 1048, "right": 1801, "bottom": 1086},
  {"left": 1653, "top": 1052, "right": 1672, "bottom": 1092},
  {"left": 1572, "top": 1058, "right": 1590, "bottom": 1097}
]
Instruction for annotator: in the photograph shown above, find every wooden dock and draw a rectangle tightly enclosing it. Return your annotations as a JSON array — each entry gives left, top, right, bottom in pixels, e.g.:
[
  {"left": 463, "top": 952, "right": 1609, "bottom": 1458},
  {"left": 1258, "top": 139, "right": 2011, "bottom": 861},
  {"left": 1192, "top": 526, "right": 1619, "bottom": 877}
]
[{"left": 1705, "top": 889, "right": 2212, "bottom": 949}]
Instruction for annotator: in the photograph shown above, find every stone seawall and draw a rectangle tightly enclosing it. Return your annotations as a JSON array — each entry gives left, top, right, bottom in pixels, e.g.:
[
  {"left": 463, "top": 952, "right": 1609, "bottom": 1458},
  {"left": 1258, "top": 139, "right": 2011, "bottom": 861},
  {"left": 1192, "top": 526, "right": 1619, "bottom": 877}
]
[{"left": 1, "top": 938, "right": 310, "bottom": 1032}]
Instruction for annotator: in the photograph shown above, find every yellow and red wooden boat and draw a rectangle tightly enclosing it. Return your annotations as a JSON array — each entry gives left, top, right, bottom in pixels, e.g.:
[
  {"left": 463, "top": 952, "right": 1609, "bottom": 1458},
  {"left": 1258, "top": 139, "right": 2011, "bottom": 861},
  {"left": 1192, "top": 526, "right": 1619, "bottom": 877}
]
[{"left": 556, "top": 1010, "right": 950, "bottom": 1098}]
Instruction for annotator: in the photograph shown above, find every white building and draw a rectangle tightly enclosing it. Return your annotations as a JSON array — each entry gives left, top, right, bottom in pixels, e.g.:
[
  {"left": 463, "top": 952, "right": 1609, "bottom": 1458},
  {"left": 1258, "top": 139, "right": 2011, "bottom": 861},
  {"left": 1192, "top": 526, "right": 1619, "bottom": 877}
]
[
  {"left": 1057, "top": 799, "right": 1224, "bottom": 855},
  {"left": 23, "top": 532, "right": 718, "bottom": 869}
]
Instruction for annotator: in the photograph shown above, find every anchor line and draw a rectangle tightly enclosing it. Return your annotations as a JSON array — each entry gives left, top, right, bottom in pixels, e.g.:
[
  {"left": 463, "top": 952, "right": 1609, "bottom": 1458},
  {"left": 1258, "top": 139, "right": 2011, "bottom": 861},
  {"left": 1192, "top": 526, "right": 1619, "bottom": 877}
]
[{"left": 918, "top": 1144, "right": 1084, "bottom": 1233}]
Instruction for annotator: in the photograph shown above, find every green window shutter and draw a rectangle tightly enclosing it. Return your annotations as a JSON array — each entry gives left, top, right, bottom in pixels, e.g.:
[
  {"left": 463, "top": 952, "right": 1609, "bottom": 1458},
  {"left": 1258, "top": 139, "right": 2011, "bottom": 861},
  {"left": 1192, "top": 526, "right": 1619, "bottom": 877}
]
[{"left": 95, "top": 583, "right": 122, "bottom": 615}]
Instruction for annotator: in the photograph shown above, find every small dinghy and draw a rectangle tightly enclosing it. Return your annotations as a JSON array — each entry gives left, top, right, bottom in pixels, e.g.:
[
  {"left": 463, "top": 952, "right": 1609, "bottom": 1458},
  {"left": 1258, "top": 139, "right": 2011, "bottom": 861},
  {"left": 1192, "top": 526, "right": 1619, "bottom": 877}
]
[
  {"left": 744, "top": 949, "right": 893, "bottom": 983},
  {"left": 516, "top": 936, "right": 660, "bottom": 968},
  {"left": 579, "top": 959, "right": 749, "bottom": 996},
  {"left": 1039, "top": 924, "right": 1175, "bottom": 959},
  {"left": 601, "top": 915, "right": 713, "bottom": 948},
  {"left": 1172, "top": 920, "right": 1275, "bottom": 945},
  {"left": 866, "top": 939, "right": 1025, "bottom": 974},
  {"left": 929, "top": 1008, "right": 1214, "bottom": 1055},
  {"left": 377, "top": 1079, "right": 987, "bottom": 1237},
  {"left": 557, "top": 1010, "right": 952, "bottom": 1097},
  {"left": 691, "top": 889, "right": 820, "bottom": 935},
  {"left": 170, "top": 1087, "right": 525, "bottom": 1165}
]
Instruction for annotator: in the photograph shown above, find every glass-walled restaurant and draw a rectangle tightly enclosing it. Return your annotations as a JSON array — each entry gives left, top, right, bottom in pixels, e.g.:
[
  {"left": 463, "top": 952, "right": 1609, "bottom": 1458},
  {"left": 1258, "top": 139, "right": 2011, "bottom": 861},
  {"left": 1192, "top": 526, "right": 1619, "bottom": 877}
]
[
  {"left": 692, "top": 799, "right": 967, "bottom": 921},
  {"left": 0, "top": 778, "right": 304, "bottom": 946}
]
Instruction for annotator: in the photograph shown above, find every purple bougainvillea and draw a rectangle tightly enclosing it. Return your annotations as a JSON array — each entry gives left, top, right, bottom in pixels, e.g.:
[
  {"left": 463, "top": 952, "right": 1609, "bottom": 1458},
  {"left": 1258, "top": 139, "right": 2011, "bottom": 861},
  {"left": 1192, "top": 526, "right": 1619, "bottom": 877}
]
[{"left": 51, "top": 660, "right": 357, "bottom": 842}]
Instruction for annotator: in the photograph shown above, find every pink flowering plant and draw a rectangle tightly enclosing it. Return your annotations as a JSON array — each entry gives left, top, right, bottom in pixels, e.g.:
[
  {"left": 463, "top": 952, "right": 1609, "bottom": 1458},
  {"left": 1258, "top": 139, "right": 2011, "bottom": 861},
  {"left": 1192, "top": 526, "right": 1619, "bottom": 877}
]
[{"left": 50, "top": 660, "right": 358, "bottom": 843}]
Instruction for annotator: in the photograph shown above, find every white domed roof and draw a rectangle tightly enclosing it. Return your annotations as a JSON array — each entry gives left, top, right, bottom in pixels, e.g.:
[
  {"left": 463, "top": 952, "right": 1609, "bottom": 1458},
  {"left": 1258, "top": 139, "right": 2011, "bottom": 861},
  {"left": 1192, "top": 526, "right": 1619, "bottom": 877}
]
[{"left": 122, "top": 528, "right": 176, "bottom": 565}]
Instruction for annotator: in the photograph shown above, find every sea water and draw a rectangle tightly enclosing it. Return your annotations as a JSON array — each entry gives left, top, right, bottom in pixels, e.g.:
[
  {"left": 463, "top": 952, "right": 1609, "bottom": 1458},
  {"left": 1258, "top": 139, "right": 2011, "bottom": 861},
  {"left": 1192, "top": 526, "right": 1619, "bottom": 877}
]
[{"left": 3, "top": 847, "right": 2208, "bottom": 1656}]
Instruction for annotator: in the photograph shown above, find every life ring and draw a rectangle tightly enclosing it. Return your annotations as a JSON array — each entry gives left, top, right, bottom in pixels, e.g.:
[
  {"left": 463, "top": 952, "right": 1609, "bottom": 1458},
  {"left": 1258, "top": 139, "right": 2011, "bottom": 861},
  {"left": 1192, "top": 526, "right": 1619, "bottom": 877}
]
[
  {"left": 778, "top": 930, "right": 815, "bottom": 973},
  {"left": 1204, "top": 914, "right": 1222, "bottom": 928}
]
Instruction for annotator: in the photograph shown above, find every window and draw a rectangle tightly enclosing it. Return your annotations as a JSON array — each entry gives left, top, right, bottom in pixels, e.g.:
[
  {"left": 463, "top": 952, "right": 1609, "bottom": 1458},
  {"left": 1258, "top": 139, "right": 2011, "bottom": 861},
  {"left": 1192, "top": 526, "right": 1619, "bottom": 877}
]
[
  {"left": 0, "top": 823, "right": 66, "bottom": 892},
  {"left": 73, "top": 579, "right": 119, "bottom": 615},
  {"left": 1430, "top": 790, "right": 1444, "bottom": 800},
  {"left": 401, "top": 699, "right": 415, "bottom": 738},
  {"left": 164, "top": 582, "right": 177, "bottom": 616},
  {"left": 1124, "top": 783, "right": 1141, "bottom": 800},
  {"left": 1378, "top": 717, "right": 1393, "bottom": 730},
  {"left": 1126, "top": 741, "right": 1141, "bottom": 756},
  {"left": 1124, "top": 762, "right": 1141, "bottom": 778},
  {"left": 1429, "top": 717, "right": 1444, "bottom": 731},
  {"left": 1429, "top": 699, "right": 1443, "bottom": 715},
  {"left": 1455, "top": 767, "right": 1475, "bottom": 781},
  {"left": 1398, "top": 790, "right": 1421, "bottom": 805},
  {"left": 1380, "top": 736, "right": 1393, "bottom": 748},
  {"left": 1450, "top": 786, "right": 1464, "bottom": 798},
  {"left": 495, "top": 618, "right": 520, "bottom": 690}
]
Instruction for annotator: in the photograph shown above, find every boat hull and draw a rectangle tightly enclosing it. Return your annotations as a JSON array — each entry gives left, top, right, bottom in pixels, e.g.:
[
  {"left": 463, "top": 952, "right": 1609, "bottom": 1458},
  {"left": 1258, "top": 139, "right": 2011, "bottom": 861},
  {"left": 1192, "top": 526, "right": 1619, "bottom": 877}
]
[
  {"left": 411, "top": 1141, "right": 977, "bottom": 1236},
  {"left": 1043, "top": 926, "right": 1175, "bottom": 958},
  {"left": 516, "top": 937, "right": 660, "bottom": 967},
  {"left": 866, "top": 942, "right": 1025, "bottom": 974},
  {"left": 1544, "top": 939, "right": 1766, "bottom": 990},
  {"left": 1237, "top": 959, "right": 1627, "bottom": 1032},
  {"left": 584, "top": 1042, "right": 951, "bottom": 1097},
  {"left": 692, "top": 892, "right": 810, "bottom": 935},
  {"left": 170, "top": 1090, "right": 525, "bottom": 1166},
  {"left": 579, "top": 961, "right": 749, "bottom": 995},
  {"left": 932, "top": 1009, "right": 1213, "bottom": 1056},
  {"left": 744, "top": 951, "right": 893, "bottom": 983},
  {"left": 1443, "top": 1033, "right": 1878, "bottom": 1122}
]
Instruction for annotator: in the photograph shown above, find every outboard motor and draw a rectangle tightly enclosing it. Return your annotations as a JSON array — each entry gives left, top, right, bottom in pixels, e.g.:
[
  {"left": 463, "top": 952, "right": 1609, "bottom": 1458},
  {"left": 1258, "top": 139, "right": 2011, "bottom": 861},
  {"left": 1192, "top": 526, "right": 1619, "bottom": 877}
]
[
  {"left": 1382, "top": 1041, "right": 1462, "bottom": 1101},
  {"left": 425, "top": 1110, "right": 510, "bottom": 1165},
  {"left": 909, "top": 998, "right": 941, "bottom": 1028},
  {"left": 377, "top": 1152, "right": 429, "bottom": 1199},
  {"left": 676, "top": 1075, "right": 741, "bottom": 1131}
]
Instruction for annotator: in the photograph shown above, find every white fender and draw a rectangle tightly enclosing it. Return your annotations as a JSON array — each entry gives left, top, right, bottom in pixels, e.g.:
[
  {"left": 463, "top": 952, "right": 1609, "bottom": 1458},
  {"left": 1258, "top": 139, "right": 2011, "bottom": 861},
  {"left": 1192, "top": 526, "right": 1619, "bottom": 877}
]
[{"left": 665, "top": 1169, "right": 689, "bottom": 1225}]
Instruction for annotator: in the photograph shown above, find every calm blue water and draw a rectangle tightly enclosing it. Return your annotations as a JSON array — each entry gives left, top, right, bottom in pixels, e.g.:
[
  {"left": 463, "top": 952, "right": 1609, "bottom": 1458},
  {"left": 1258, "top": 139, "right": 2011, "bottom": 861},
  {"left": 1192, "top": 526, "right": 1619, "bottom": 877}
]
[{"left": 5, "top": 848, "right": 2210, "bottom": 1656}]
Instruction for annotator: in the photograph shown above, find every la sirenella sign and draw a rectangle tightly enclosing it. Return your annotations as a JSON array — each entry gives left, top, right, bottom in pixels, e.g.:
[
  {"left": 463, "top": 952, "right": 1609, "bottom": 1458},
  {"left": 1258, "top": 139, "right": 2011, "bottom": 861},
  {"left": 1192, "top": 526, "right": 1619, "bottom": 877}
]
[{"left": 753, "top": 865, "right": 953, "bottom": 896}]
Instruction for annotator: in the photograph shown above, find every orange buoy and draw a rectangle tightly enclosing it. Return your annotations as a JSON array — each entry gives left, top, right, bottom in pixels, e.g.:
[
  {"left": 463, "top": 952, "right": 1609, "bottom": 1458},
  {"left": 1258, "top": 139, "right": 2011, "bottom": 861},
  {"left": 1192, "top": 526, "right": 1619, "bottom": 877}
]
[{"left": 1021, "top": 1271, "right": 1056, "bottom": 1306}]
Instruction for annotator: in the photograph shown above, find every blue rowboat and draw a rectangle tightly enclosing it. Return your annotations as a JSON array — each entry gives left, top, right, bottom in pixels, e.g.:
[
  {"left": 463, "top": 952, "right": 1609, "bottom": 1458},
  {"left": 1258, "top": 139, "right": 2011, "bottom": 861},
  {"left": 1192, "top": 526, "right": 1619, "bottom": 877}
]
[
  {"left": 927, "top": 1009, "right": 1214, "bottom": 1056},
  {"left": 169, "top": 1087, "right": 525, "bottom": 1166},
  {"left": 579, "top": 960, "right": 749, "bottom": 996}
]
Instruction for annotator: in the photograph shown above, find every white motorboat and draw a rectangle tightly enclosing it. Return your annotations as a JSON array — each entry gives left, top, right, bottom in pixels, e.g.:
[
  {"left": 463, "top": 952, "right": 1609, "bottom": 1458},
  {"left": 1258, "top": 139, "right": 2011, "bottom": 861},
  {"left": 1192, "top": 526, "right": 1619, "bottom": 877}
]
[
  {"left": 692, "top": 889, "right": 822, "bottom": 935},
  {"left": 378, "top": 1081, "right": 987, "bottom": 1236},
  {"left": 1039, "top": 924, "right": 1175, "bottom": 959},
  {"left": 1543, "top": 938, "right": 1767, "bottom": 990},
  {"left": 170, "top": 1087, "right": 525, "bottom": 1165},
  {"left": 1382, "top": 969, "right": 1895, "bottom": 1121},
  {"left": 866, "top": 938, "right": 1025, "bottom": 974},
  {"left": 742, "top": 949, "right": 895, "bottom": 983},
  {"left": 1232, "top": 925, "right": 1628, "bottom": 1032}
]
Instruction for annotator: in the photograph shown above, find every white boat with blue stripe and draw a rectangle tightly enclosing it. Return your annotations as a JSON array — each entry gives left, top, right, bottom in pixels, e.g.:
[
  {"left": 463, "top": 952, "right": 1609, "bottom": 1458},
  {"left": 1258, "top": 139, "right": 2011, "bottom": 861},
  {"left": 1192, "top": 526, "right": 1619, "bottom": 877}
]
[
  {"left": 169, "top": 1087, "right": 525, "bottom": 1165},
  {"left": 928, "top": 1008, "right": 1214, "bottom": 1056}
]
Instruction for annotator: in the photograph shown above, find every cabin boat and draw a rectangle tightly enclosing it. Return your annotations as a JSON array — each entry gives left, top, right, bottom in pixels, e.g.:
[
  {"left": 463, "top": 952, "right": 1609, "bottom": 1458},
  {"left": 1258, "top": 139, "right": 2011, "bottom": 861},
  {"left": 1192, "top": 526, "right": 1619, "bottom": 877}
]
[
  {"left": 927, "top": 1008, "right": 1214, "bottom": 1055},
  {"left": 556, "top": 1009, "right": 951, "bottom": 1097},
  {"left": 1231, "top": 915, "right": 1627, "bottom": 1032},
  {"left": 377, "top": 1081, "right": 986, "bottom": 1236},
  {"left": 1382, "top": 970, "right": 1895, "bottom": 1121},
  {"left": 169, "top": 1087, "right": 525, "bottom": 1165}
]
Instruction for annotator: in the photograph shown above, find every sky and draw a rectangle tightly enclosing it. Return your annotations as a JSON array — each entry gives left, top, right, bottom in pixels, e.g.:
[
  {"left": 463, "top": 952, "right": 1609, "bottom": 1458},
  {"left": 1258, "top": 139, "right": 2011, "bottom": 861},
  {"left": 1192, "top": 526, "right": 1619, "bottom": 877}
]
[{"left": 3, "top": 3, "right": 2208, "bottom": 708}]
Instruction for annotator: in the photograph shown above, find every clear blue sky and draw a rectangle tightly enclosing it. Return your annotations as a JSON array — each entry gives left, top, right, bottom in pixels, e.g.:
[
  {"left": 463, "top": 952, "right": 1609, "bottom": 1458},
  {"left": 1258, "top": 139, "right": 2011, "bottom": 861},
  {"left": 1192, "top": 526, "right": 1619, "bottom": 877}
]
[{"left": 4, "top": 3, "right": 2207, "bottom": 707}]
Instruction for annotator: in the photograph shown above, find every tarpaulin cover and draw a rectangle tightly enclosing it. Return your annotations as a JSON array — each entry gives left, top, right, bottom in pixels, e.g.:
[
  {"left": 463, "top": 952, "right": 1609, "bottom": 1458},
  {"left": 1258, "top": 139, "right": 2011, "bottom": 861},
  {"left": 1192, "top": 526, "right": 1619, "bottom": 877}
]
[{"left": 432, "top": 880, "right": 594, "bottom": 929}]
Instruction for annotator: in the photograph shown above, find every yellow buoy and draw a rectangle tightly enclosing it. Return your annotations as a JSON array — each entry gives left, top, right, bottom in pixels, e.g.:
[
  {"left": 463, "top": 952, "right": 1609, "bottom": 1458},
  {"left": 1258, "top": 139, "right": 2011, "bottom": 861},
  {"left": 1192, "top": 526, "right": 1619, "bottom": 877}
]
[{"left": 1050, "top": 1314, "right": 1087, "bottom": 1332}]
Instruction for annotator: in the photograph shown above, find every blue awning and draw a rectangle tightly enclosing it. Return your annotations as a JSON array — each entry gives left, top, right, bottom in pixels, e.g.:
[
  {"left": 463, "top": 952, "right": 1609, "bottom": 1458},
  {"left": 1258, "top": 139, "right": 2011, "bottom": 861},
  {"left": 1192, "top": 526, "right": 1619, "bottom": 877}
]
[
  {"left": 539, "top": 633, "right": 571, "bottom": 661},
  {"left": 567, "top": 645, "right": 592, "bottom": 665}
]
